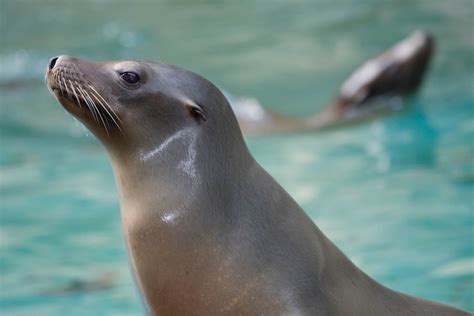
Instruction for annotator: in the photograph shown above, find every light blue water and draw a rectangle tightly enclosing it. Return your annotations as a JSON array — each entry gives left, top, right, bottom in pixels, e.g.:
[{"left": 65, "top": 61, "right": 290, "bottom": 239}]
[{"left": 1, "top": 1, "right": 473, "bottom": 315}]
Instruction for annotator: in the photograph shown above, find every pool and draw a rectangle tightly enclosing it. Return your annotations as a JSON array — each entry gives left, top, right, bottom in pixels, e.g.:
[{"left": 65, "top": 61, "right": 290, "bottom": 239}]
[{"left": 1, "top": 1, "right": 472, "bottom": 314}]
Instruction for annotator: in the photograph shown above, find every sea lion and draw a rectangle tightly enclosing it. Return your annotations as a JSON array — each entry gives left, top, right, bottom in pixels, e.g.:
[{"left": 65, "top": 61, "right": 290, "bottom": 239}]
[
  {"left": 46, "top": 54, "right": 468, "bottom": 315},
  {"left": 236, "top": 30, "right": 435, "bottom": 135}
]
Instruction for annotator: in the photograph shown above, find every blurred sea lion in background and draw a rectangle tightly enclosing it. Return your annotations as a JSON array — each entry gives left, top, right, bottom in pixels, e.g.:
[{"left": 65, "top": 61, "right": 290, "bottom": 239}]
[{"left": 235, "top": 30, "right": 434, "bottom": 136}]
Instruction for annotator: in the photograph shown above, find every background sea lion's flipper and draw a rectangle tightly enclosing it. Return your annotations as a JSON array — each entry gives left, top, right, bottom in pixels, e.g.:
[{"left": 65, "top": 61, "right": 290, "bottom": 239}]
[{"left": 327, "top": 30, "right": 435, "bottom": 120}]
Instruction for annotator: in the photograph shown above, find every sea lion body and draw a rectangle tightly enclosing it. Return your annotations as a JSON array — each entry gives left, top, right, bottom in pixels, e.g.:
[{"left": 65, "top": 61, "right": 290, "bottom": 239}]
[{"left": 46, "top": 52, "right": 467, "bottom": 315}]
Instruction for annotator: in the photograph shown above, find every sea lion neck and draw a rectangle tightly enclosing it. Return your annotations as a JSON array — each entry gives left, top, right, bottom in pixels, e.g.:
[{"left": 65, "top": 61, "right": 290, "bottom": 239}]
[{"left": 109, "top": 123, "right": 254, "bottom": 212}]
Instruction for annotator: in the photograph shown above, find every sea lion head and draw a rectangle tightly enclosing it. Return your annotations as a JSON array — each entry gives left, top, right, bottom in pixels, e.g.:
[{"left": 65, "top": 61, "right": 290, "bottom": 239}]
[{"left": 46, "top": 56, "right": 245, "bottom": 160}]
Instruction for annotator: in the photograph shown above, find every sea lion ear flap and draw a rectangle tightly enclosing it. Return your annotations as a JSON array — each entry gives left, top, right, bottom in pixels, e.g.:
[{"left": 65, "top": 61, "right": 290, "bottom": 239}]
[{"left": 186, "top": 101, "right": 207, "bottom": 121}]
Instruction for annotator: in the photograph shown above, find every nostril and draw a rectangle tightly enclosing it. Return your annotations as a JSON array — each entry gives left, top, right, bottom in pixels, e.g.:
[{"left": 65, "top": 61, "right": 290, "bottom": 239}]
[{"left": 49, "top": 56, "right": 59, "bottom": 70}]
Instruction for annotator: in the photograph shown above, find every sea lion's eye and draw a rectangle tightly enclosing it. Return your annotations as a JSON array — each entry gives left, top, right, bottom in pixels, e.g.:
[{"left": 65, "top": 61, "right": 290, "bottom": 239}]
[
  {"left": 187, "top": 103, "right": 207, "bottom": 121},
  {"left": 120, "top": 72, "right": 140, "bottom": 84}
]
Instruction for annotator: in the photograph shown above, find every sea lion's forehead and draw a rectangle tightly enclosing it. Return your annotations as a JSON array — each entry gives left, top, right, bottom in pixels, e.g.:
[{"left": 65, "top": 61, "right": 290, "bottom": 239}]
[
  {"left": 105, "top": 60, "right": 187, "bottom": 79},
  {"left": 111, "top": 60, "right": 150, "bottom": 73}
]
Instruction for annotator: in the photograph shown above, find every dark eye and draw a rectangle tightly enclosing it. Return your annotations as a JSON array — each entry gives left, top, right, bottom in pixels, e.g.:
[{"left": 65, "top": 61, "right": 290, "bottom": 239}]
[{"left": 120, "top": 72, "right": 140, "bottom": 84}]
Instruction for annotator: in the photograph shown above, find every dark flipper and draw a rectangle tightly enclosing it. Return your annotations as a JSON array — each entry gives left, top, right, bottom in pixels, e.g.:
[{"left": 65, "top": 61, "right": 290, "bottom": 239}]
[
  {"left": 329, "top": 30, "right": 435, "bottom": 119},
  {"left": 235, "top": 30, "right": 436, "bottom": 136}
]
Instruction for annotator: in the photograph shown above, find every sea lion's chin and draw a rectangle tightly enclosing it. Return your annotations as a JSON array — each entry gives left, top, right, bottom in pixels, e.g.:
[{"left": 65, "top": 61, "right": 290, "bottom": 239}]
[
  {"left": 51, "top": 88, "right": 83, "bottom": 114},
  {"left": 50, "top": 87, "right": 96, "bottom": 129},
  {"left": 49, "top": 85, "right": 116, "bottom": 141}
]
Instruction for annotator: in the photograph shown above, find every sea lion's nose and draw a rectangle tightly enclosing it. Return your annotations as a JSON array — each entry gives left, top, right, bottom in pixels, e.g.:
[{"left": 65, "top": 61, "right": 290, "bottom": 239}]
[
  {"left": 49, "top": 55, "right": 76, "bottom": 70},
  {"left": 49, "top": 56, "right": 59, "bottom": 70}
]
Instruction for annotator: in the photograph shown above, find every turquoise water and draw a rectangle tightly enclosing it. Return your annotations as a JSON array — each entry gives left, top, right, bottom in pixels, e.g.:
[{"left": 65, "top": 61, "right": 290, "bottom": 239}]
[{"left": 1, "top": 1, "right": 473, "bottom": 314}]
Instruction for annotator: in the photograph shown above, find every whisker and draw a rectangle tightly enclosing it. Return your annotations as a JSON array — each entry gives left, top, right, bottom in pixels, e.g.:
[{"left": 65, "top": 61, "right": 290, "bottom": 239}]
[
  {"left": 68, "top": 80, "right": 82, "bottom": 108},
  {"left": 58, "top": 72, "right": 65, "bottom": 96},
  {"left": 62, "top": 76, "right": 71, "bottom": 99},
  {"left": 77, "top": 84, "right": 99, "bottom": 123},
  {"left": 88, "top": 91, "right": 121, "bottom": 132},
  {"left": 87, "top": 85, "right": 122, "bottom": 123},
  {"left": 83, "top": 87, "right": 109, "bottom": 135},
  {"left": 53, "top": 72, "right": 59, "bottom": 92},
  {"left": 88, "top": 85, "right": 123, "bottom": 132},
  {"left": 81, "top": 87, "right": 100, "bottom": 124}
]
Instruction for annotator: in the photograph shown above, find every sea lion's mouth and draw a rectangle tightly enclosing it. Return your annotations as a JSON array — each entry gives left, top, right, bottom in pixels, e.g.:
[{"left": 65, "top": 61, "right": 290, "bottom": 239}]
[
  {"left": 47, "top": 57, "right": 122, "bottom": 134},
  {"left": 50, "top": 85, "right": 86, "bottom": 107}
]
